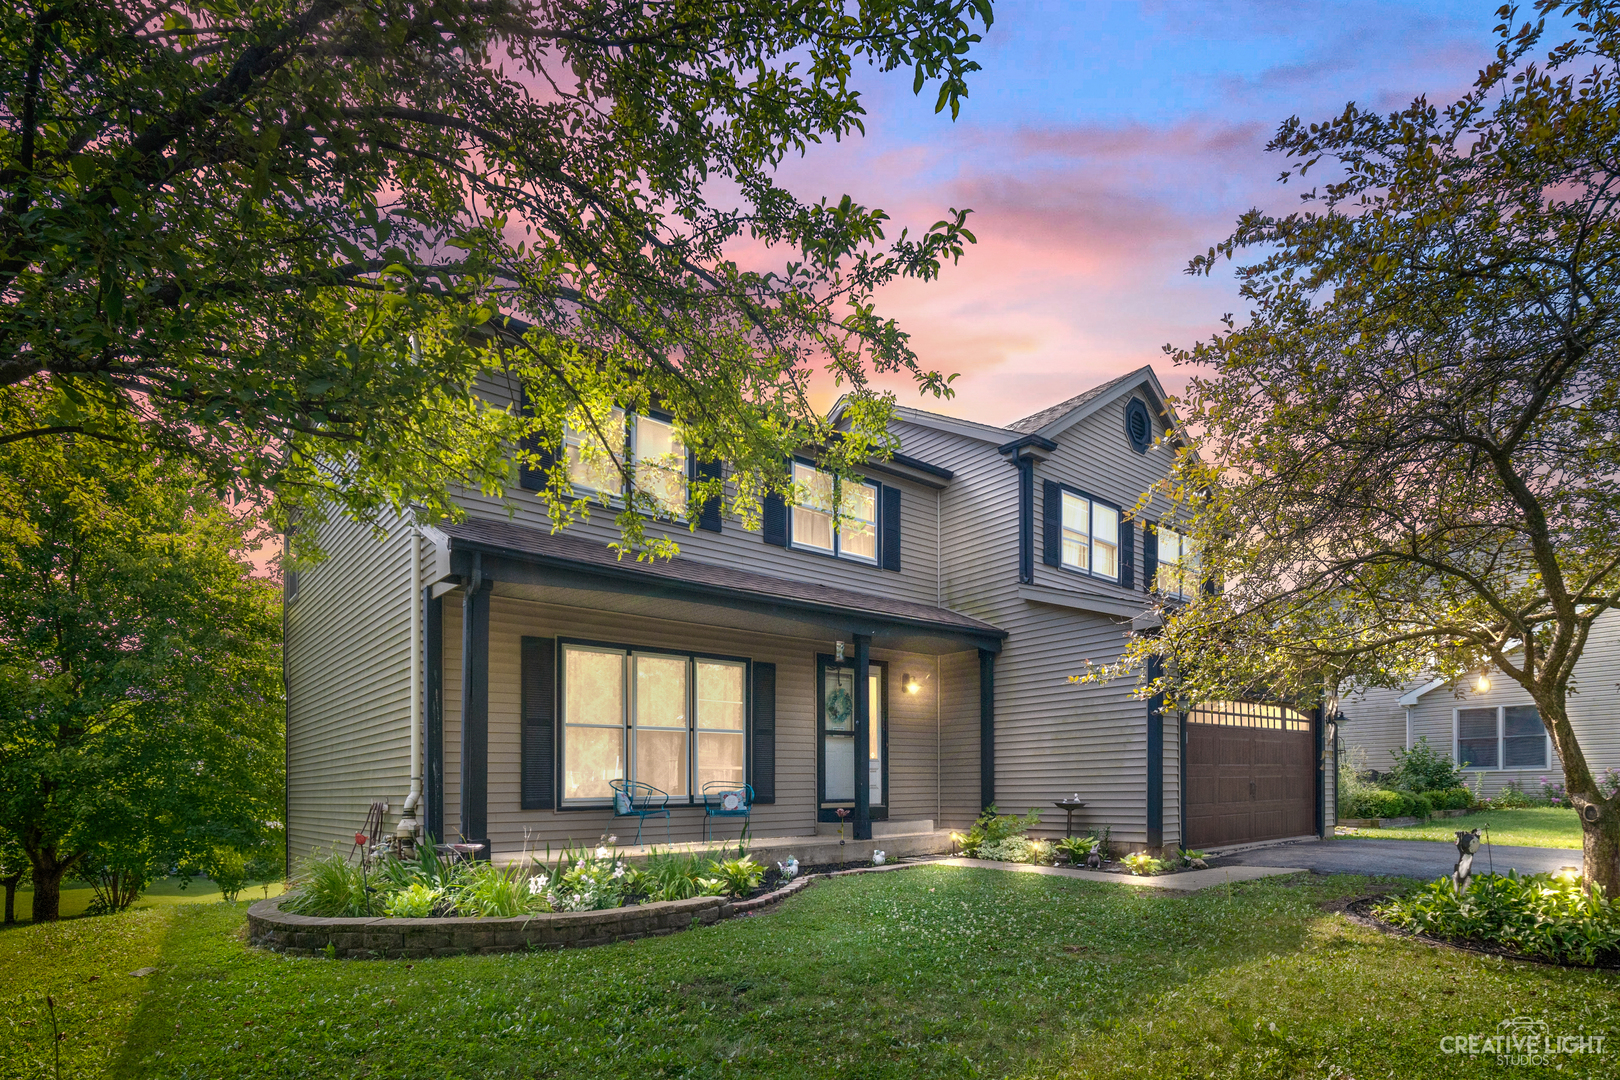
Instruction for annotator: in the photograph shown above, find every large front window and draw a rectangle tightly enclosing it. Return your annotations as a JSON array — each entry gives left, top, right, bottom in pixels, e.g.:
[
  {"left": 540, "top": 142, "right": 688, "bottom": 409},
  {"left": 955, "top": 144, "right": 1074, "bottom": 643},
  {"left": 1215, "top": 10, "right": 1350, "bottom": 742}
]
[
  {"left": 1059, "top": 490, "right": 1119, "bottom": 579},
  {"left": 564, "top": 410, "right": 688, "bottom": 518},
  {"left": 1155, "top": 526, "right": 1200, "bottom": 599},
  {"left": 561, "top": 643, "right": 747, "bottom": 804},
  {"left": 1456, "top": 705, "right": 1551, "bottom": 771},
  {"left": 790, "top": 461, "right": 877, "bottom": 562}
]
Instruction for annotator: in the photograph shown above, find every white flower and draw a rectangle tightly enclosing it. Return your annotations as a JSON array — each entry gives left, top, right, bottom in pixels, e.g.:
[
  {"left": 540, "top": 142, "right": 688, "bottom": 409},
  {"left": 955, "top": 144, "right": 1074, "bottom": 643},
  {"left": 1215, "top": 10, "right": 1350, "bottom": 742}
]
[
  {"left": 528, "top": 873, "right": 550, "bottom": 895},
  {"left": 595, "top": 845, "right": 610, "bottom": 860},
  {"left": 612, "top": 862, "right": 626, "bottom": 878}
]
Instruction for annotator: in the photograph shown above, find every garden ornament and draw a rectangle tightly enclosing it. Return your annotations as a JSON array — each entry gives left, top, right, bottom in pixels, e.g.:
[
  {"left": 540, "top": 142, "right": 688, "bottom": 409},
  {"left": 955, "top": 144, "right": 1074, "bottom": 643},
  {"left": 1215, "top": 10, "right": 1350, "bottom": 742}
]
[
  {"left": 1085, "top": 849, "right": 1102, "bottom": 870},
  {"left": 1452, "top": 829, "right": 1481, "bottom": 892},
  {"left": 778, "top": 857, "right": 800, "bottom": 880},
  {"left": 872, "top": 850, "right": 887, "bottom": 866}
]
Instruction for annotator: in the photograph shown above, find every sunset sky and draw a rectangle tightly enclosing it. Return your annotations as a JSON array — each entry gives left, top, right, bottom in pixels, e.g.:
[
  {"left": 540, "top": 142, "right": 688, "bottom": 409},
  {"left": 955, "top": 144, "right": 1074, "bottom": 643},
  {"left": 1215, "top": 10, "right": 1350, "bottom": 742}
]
[{"left": 781, "top": 0, "right": 1511, "bottom": 424}]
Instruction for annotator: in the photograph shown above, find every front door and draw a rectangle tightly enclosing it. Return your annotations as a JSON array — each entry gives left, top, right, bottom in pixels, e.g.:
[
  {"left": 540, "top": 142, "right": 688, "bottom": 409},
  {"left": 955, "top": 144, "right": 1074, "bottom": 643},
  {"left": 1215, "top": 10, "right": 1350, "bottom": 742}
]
[{"left": 817, "top": 656, "right": 888, "bottom": 822}]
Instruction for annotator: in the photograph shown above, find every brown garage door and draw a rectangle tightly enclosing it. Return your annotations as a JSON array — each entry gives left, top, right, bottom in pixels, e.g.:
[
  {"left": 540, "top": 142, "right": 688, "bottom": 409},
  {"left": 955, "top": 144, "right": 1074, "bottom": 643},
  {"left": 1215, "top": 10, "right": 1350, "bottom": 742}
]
[{"left": 1184, "top": 701, "right": 1315, "bottom": 849}]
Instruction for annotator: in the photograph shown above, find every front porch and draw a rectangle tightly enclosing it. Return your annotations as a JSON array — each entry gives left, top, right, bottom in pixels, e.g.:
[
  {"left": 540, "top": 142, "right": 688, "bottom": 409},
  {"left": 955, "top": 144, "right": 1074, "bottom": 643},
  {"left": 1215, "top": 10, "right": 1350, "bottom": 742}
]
[
  {"left": 422, "top": 518, "right": 1005, "bottom": 859},
  {"left": 492, "top": 819, "right": 958, "bottom": 869}
]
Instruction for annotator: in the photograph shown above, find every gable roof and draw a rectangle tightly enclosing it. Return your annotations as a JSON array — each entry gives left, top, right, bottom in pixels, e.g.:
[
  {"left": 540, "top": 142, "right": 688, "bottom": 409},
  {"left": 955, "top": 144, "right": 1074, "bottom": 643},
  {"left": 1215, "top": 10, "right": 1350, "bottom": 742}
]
[{"left": 1006, "top": 365, "right": 1182, "bottom": 445}]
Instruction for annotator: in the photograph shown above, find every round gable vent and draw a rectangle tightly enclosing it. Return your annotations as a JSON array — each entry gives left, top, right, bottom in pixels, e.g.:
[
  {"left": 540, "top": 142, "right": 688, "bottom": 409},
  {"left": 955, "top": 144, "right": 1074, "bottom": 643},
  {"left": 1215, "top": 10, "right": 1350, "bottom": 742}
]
[{"left": 1125, "top": 398, "right": 1153, "bottom": 454}]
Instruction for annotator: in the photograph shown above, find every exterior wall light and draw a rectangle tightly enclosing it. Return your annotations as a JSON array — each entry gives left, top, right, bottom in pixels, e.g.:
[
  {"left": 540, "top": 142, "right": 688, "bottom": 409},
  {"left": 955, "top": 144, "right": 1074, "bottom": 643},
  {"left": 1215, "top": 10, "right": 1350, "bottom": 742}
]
[
  {"left": 903, "top": 674, "right": 920, "bottom": 694},
  {"left": 1474, "top": 671, "right": 1491, "bottom": 693}
]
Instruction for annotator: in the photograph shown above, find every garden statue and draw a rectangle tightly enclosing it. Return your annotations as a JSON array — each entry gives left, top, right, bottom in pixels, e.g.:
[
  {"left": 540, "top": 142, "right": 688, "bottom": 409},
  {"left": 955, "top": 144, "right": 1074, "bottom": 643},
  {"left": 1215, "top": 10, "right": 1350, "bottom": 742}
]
[
  {"left": 1085, "top": 848, "right": 1102, "bottom": 870},
  {"left": 873, "top": 850, "right": 887, "bottom": 866},
  {"left": 1452, "top": 829, "right": 1481, "bottom": 892},
  {"left": 777, "top": 857, "right": 800, "bottom": 881}
]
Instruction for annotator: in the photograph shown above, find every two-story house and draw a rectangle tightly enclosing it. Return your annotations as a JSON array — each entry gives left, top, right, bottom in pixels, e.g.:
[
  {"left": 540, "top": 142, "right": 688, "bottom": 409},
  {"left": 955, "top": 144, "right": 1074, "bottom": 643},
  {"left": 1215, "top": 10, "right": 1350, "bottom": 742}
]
[{"left": 284, "top": 365, "right": 1335, "bottom": 864}]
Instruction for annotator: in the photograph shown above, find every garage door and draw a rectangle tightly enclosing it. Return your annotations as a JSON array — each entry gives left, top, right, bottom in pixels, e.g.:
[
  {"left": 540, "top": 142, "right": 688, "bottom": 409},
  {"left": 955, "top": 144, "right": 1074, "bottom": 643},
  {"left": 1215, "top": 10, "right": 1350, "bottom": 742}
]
[{"left": 1184, "top": 700, "right": 1315, "bottom": 849}]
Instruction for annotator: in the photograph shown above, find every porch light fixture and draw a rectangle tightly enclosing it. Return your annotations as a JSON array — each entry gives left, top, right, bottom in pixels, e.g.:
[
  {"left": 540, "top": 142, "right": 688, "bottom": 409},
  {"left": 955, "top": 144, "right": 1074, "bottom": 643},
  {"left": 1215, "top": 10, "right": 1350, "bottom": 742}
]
[
  {"left": 1474, "top": 670, "right": 1491, "bottom": 693},
  {"left": 903, "top": 674, "right": 920, "bottom": 694},
  {"left": 835, "top": 641, "right": 845, "bottom": 662}
]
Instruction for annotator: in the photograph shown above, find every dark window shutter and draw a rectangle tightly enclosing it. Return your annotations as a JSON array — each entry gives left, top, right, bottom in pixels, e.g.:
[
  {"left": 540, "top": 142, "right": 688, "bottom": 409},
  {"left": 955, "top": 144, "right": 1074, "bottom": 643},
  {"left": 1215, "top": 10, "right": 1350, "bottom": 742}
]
[
  {"left": 520, "top": 636, "right": 556, "bottom": 810},
  {"left": 750, "top": 662, "right": 776, "bottom": 803},
  {"left": 880, "top": 485, "right": 902, "bottom": 571},
  {"left": 1142, "top": 525, "right": 1159, "bottom": 593},
  {"left": 1120, "top": 519, "right": 1136, "bottom": 590},
  {"left": 762, "top": 492, "right": 788, "bottom": 546},
  {"left": 517, "top": 385, "right": 556, "bottom": 493},
  {"left": 1041, "top": 480, "right": 1062, "bottom": 567},
  {"left": 695, "top": 459, "right": 723, "bottom": 532}
]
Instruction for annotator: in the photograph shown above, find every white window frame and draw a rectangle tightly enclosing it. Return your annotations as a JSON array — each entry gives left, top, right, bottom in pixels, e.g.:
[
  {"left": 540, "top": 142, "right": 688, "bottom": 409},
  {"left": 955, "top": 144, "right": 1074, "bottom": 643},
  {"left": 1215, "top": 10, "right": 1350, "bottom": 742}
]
[
  {"left": 788, "top": 459, "right": 879, "bottom": 564},
  {"left": 1452, "top": 705, "right": 1552, "bottom": 772},
  {"left": 558, "top": 641, "right": 750, "bottom": 807},
  {"left": 1057, "top": 487, "right": 1121, "bottom": 581},
  {"left": 563, "top": 409, "right": 690, "bottom": 519},
  {"left": 1155, "top": 525, "right": 1199, "bottom": 600}
]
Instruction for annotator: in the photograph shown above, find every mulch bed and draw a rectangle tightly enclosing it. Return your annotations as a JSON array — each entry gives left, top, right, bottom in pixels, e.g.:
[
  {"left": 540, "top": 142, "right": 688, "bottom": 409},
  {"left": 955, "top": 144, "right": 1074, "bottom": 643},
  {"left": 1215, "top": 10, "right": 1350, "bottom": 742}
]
[{"left": 1338, "top": 894, "right": 1620, "bottom": 971}]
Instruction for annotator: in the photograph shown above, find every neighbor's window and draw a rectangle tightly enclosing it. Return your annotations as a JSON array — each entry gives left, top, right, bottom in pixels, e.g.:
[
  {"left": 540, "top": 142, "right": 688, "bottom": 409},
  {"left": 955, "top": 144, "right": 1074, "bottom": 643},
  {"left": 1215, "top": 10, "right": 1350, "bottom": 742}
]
[
  {"left": 790, "top": 461, "right": 877, "bottom": 562},
  {"left": 1455, "top": 705, "right": 1551, "bottom": 771},
  {"left": 564, "top": 409, "right": 688, "bottom": 517},
  {"left": 560, "top": 643, "right": 749, "bottom": 805},
  {"left": 1060, "top": 490, "right": 1119, "bottom": 579},
  {"left": 1155, "top": 526, "right": 1200, "bottom": 599}
]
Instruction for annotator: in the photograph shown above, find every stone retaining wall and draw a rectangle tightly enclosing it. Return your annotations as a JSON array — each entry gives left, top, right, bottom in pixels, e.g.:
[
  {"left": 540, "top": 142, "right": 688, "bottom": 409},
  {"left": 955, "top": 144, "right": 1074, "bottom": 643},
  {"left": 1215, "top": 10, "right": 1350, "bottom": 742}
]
[{"left": 248, "top": 874, "right": 818, "bottom": 959}]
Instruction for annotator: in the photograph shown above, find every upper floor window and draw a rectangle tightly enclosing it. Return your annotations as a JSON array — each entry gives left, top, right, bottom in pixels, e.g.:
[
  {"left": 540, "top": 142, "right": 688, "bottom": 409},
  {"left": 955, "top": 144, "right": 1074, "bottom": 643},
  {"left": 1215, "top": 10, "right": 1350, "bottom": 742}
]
[
  {"left": 1060, "top": 490, "right": 1119, "bottom": 580},
  {"left": 1155, "top": 526, "right": 1200, "bottom": 599},
  {"left": 791, "top": 461, "right": 877, "bottom": 562},
  {"left": 564, "top": 410, "right": 687, "bottom": 518}
]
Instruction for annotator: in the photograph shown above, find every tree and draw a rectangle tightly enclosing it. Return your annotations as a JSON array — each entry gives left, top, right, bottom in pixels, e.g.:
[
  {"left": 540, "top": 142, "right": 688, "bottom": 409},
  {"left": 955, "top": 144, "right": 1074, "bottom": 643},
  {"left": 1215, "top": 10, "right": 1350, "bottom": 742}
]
[
  {"left": 1123, "top": 1, "right": 1620, "bottom": 893},
  {"left": 0, "top": 389, "right": 285, "bottom": 921},
  {"left": 0, "top": 0, "right": 991, "bottom": 557},
  {"left": 0, "top": 827, "right": 27, "bottom": 923}
]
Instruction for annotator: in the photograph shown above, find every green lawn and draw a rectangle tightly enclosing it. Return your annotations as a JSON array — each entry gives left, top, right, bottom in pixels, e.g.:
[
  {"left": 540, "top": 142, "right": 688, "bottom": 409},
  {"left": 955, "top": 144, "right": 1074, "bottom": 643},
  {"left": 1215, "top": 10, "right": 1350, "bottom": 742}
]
[
  {"left": 1337, "top": 807, "right": 1584, "bottom": 848},
  {"left": 2, "top": 866, "right": 1617, "bottom": 1079},
  {"left": 8, "top": 876, "right": 286, "bottom": 923}
]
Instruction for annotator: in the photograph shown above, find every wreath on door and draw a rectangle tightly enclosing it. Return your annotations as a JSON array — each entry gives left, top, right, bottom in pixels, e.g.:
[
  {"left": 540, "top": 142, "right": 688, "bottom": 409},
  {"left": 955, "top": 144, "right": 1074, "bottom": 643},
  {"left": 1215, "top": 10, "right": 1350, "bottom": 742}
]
[{"left": 826, "top": 686, "right": 853, "bottom": 730}]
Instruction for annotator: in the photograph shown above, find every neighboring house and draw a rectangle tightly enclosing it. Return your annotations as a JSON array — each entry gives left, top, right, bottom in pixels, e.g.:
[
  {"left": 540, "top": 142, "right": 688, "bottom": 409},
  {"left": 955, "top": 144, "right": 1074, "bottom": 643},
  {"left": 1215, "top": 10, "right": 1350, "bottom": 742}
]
[
  {"left": 1339, "top": 609, "right": 1620, "bottom": 797},
  {"left": 285, "top": 365, "right": 1336, "bottom": 864}
]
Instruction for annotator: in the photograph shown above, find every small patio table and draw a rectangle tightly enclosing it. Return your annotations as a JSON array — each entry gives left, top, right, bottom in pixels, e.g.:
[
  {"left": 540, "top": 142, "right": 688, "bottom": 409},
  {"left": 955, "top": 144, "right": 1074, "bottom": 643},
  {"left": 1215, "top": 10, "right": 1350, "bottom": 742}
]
[{"left": 1053, "top": 799, "right": 1087, "bottom": 837}]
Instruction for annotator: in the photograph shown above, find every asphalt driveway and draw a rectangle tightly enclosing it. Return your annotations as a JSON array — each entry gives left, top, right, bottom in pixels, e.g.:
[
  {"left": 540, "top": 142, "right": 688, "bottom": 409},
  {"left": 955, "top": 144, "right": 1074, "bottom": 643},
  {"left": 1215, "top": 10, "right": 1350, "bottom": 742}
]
[{"left": 1219, "top": 836, "right": 1579, "bottom": 879}]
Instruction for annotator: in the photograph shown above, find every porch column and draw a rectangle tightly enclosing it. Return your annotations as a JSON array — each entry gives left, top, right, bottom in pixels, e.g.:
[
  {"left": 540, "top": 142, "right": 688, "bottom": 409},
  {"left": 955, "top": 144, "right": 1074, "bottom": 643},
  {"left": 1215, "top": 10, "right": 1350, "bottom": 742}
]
[
  {"left": 460, "top": 554, "right": 492, "bottom": 856},
  {"left": 424, "top": 587, "right": 444, "bottom": 844},
  {"left": 979, "top": 648, "right": 995, "bottom": 810},
  {"left": 853, "top": 633, "right": 873, "bottom": 841},
  {"left": 1146, "top": 654, "right": 1164, "bottom": 851}
]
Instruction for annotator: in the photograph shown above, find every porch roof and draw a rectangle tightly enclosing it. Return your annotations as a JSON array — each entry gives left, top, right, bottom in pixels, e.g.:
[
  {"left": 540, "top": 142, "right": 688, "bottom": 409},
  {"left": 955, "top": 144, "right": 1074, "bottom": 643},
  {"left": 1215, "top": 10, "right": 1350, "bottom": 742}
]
[{"left": 439, "top": 517, "right": 1007, "bottom": 653}]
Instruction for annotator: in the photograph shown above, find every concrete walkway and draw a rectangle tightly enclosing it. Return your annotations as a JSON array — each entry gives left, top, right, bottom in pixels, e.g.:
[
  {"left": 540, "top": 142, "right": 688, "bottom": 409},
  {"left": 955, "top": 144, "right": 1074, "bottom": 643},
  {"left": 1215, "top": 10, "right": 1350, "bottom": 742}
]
[
  {"left": 928, "top": 856, "right": 1308, "bottom": 891},
  {"left": 1219, "top": 836, "right": 1580, "bottom": 879}
]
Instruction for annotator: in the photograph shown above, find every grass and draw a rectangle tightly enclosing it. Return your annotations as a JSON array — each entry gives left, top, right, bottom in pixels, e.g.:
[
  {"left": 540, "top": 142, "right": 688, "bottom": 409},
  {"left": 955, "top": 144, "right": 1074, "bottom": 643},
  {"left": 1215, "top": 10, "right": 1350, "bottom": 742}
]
[
  {"left": 1337, "top": 807, "right": 1584, "bottom": 849},
  {"left": 9, "top": 876, "right": 286, "bottom": 923},
  {"left": 1, "top": 866, "right": 1616, "bottom": 1078}
]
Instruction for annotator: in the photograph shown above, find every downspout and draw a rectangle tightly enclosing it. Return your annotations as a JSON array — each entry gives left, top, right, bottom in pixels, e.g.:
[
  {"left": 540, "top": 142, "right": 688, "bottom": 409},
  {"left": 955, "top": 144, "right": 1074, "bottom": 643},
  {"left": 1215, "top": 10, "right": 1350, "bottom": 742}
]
[
  {"left": 1405, "top": 706, "right": 1413, "bottom": 750},
  {"left": 395, "top": 526, "right": 423, "bottom": 842}
]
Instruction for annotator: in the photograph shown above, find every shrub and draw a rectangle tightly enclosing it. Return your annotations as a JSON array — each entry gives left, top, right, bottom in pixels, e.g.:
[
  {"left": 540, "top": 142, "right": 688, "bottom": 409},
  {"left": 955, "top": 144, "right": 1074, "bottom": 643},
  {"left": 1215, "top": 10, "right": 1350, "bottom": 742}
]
[
  {"left": 1486, "top": 781, "right": 1537, "bottom": 809},
  {"left": 1408, "top": 792, "right": 1435, "bottom": 818},
  {"left": 976, "top": 836, "right": 1056, "bottom": 864},
  {"left": 1436, "top": 787, "right": 1474, "bottom": 810},
  {"left": 455, "top": 860, "right": 546, "bottom": 917},
  {"left": 1376, "top": 871, "right": 1620, "bottom": 966},
  {"left": 283, "top": 851, "right": 372, "bottom": 917},
  {"left": 1601, "top": 768, "right": 1620, "bottom": 799},
  {"left": 1537, "top": 776, "right": 1569, "bottom": 807},
  {"left": 205, "top": 848, "right": 251, "bottom": 903},
  {"left": 1384, "top": 737, "right": 1466, "bottom": 793},
  {"left": 636, "top": 848, "right": 730, "bottom": 902},
  {"left": 954, "top": 805, "right": 1042, "bottom": 858},
  {"left": 712, "top": 855, "right": 765, "bottom": 897},
  {"left": 1344, "top": 788, "right": 1413, "bottom": 820},
  {"left": 1120, "top": 852, "right": 1169, "bottom": 875},
  {"left": 384, "top": 882, "right": 446, "bottom": 918}
]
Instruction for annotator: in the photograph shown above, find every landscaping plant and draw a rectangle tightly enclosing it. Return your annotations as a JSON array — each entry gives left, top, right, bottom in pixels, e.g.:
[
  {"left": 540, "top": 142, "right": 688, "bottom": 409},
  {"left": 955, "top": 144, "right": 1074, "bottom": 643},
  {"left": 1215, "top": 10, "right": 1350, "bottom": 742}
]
[
  {"left": 1120, "top": 852, "right": 1169, "bottom": 876},
  {"left": 1376, "top": 870, "right": 1620, "bottom": 967},
  {"left": 953, "top": 805, "right": 1043, "bottom": 859},
  {"left": 1383, "top": 738, "right": 1466, "bottom": 795},
  {"left": 1054, "top": 835, "right": 1099, "bottom": 865},
  {"left": 713, "top": 856, "right": 766, "bottom": 898}
]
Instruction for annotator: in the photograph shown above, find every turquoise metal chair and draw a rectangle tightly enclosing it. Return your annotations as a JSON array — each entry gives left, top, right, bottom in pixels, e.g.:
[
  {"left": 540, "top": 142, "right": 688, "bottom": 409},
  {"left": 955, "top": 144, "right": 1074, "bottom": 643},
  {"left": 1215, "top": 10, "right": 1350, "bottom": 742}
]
[
  {"left": 701, "top": 782, "right": 753, "bottom": 841},
  {"left": 609, "top": 779, "right": 671, "bottom": 845}
]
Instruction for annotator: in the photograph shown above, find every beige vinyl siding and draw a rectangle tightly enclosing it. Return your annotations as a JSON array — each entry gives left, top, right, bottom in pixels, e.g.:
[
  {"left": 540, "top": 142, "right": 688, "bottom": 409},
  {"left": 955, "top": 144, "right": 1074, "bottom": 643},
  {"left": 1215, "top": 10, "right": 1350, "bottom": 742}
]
[
  {"left": 938, "top": 649, "right": 983, "bottom": 828},
  {"left": 1340, "top": 611, "right": 1620, "bottom": 797},
  {"left": 285, "top": 513, "right": 415, "bottom": 862},
  {"left": 454, "top": 373, "right": 947, "bottom": 606},
  {"left": 892, "top": 415, "right": 1166, "bottom": 847},
  {"left": 438, "top": 593, "right": 975, "bottom": 849}
]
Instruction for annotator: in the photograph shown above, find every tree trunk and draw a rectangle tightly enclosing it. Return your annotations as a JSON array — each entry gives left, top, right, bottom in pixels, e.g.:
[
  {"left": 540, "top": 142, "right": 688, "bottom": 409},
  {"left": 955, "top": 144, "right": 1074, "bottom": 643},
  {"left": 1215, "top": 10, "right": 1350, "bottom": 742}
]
[
  {"left": 1574, "top": 795, "right": 1620, "bottom": 898},
  {"left": 26, "top": 847, "right": 79, "bottom": 923},
  {"left": 1, "top": 873, "right": 19, "bottom": 924}
]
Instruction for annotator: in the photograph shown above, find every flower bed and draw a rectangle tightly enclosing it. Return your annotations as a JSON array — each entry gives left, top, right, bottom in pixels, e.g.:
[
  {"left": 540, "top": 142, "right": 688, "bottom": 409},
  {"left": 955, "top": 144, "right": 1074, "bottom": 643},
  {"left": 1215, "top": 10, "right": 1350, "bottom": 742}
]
[
  {"left": 250, "top": 872, "right": 817, "bottom": 959},
  {"left": 1362, "top": 871, "right": 1620, "bottom": 968}
]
